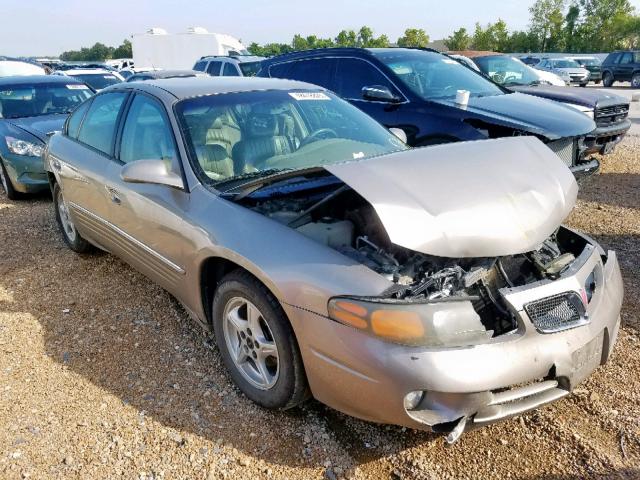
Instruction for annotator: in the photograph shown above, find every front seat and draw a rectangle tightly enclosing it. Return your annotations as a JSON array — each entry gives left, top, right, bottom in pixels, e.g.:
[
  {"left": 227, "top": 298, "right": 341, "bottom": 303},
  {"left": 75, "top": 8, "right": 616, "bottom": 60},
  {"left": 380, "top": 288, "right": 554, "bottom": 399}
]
[
  {"left": 196, "top": 144, "right": 234, "bottom": 180},
  {"left": 232, "top": 113, "right": 293, "bottom": 171}
]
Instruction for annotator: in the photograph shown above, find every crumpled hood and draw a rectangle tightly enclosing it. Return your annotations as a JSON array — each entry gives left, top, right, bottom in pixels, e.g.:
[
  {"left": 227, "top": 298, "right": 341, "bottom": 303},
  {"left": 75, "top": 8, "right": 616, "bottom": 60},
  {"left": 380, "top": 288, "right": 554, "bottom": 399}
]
[
  {"left": 325, "top": 136, "right": 578, "bottom": 258},
  {"left": 510, "top": 85, "right": 628, "bottom": 109},
  {"left": 435, "top": 92, "right": 595, "bottom": 140},
  {"left": 6, "top": 114, "right": 66, "bottom": 142}
]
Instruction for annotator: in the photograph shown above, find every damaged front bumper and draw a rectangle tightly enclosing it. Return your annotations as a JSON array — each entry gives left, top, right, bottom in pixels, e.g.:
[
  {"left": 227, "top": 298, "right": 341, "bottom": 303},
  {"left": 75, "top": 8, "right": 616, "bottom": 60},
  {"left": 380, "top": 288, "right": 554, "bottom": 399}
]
[
  {"left": 286, "top": 240, "right": 623, "bottom": 439},
  {"left": 584, "top": 119, "right": 631, "bottom": 155}
]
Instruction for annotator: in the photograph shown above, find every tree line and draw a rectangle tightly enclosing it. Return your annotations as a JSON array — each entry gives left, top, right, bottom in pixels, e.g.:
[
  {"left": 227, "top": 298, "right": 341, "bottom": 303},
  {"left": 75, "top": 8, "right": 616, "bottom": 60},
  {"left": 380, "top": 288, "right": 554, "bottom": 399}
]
[
  {"left": 60, "top": 39, "right": 132, "bottom": 61},
  {"left": 249, "top": 0, "right": 639, "bottom": 56},
  {"left": 56, "top": 0, "right": 638, "bottom": 61}
]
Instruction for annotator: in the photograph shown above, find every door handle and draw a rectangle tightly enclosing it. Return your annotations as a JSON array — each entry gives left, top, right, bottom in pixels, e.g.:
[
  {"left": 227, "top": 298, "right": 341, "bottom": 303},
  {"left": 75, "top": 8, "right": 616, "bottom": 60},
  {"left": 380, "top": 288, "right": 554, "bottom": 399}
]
[{"left": 106, "top": 186, "right": 122, "bottom": 205}]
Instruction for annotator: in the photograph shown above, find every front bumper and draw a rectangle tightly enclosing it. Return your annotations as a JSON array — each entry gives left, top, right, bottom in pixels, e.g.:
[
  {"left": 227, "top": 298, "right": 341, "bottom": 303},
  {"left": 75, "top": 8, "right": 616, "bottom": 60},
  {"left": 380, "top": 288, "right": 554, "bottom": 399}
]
[
  {"left": 1, "top": 153, "right": 49, "bottom": 193},
  {"left": 286, "top": 242, "right": 623, "bottom": 433},
  {"left": 584, "top": 119, "right": 632, "bottom": 155}
]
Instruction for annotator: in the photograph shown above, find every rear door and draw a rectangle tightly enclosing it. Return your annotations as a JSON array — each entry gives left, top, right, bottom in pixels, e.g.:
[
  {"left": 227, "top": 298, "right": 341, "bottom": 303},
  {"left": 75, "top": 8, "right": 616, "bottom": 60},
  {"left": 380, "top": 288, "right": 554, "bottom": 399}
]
[
  {"left": 102, "top": 92, "right": 189, "bottom": 294},
  {"left": 206, "top": 61, "right": 223, "bottom": 76},
  {"left": 616, "top": 52, "right": 634, "bottom": 80},
  {"left": 55, "top": 92, "right": 129, "bottom": 247}
]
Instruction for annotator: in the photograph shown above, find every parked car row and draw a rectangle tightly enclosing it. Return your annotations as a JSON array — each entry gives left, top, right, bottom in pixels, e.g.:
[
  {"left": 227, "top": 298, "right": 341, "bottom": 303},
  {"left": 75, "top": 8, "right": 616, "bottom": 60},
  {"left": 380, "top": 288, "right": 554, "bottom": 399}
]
[
  {"left": 448, "top": 51, "right": 631, "bottom": 155},
  {"left": 0, "top": 46, "right": 629, "bottom": 443}
]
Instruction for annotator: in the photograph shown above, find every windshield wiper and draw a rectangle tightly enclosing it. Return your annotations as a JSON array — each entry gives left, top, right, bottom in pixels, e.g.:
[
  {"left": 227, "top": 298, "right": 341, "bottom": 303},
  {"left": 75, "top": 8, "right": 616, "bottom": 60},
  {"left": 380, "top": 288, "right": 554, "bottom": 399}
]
[{"left": 216, "top": 168, "right": 292, "bottom": 193}]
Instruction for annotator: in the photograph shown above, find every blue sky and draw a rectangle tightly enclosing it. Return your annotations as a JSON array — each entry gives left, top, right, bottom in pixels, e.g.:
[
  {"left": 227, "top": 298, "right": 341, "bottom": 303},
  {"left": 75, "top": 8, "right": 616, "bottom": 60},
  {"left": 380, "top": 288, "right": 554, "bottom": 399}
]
[{"left": 4, "top": 0, "right": 640, "bottom": 56}]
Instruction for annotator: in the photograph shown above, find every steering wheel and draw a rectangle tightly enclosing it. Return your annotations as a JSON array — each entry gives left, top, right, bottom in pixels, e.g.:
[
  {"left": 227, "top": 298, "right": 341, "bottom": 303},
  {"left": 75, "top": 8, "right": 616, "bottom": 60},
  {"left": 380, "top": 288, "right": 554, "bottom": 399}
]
[
  {"left": 492, "top": 72, "right": 506, "bottom": 84},
  {"left": 298, "top": 128, "right": 338, "bottom": 148}
]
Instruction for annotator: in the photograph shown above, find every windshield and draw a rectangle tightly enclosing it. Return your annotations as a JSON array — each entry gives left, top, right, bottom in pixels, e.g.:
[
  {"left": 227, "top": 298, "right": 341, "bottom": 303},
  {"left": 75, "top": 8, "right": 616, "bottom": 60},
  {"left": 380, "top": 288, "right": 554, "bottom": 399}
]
[
  {"left": 72, "top": 74, "right": 121, "bottom": 90},
  {"left": 574, "top": 58, "right": 600, "bottom": 66},
  {"left": 176, "top": 90, "right": 407, "bottom": 187},
  {"left": 552, "top": 60, "right": 581, "bottom": 68},
  {"left": 0, "top": 83, "right": 93, "bottom": 118},
  {"left": 474, "top": 56, "right": 541, "bottom": 86},
  {"left": 373, "top": 50, "right": 503, "bottom": 100},
  {"left": 238, "top": 61, "right": 262, "bottom": 77}
]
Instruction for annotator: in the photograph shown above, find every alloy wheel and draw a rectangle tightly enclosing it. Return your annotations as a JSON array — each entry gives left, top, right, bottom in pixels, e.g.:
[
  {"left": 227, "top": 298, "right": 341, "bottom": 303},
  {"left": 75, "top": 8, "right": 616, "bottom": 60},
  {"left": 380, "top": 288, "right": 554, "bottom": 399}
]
[
  {"left": 632, "top": 74, "right": 640, "bottom": 89},
  {"left": 222, "top": 296, "right": 280, "bottom": 390},
  {"left": 56, "top": 188, "right": 77, "bottom": 243}
]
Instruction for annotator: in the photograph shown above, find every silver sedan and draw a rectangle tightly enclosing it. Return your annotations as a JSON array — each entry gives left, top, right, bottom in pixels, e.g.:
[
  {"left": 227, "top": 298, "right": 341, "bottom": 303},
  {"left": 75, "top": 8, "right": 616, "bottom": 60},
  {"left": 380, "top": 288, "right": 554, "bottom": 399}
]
[{"left": 45, "top": 77, "right": 623, "bottom": 442}]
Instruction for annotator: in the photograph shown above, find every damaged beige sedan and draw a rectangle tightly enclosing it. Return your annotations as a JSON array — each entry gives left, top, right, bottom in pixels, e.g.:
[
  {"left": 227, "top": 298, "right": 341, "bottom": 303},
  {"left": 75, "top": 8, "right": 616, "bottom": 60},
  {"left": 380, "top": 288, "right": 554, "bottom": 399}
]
[{"left": 45, "top": 77, "right": 623, "bottom": 442}]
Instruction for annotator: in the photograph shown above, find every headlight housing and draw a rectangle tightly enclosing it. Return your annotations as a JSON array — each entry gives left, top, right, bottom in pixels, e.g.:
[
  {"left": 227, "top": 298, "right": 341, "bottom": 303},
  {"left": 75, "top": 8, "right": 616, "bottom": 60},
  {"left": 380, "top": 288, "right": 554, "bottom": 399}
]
[
  {"left": 562, "top": 103, "right": 594, "bottom": 119},
  {"left": 327, "top": 297, "right": 492, "bottom": 348},
  {"left": 5, "top": 136, "right": 44, "bottom": 157}
]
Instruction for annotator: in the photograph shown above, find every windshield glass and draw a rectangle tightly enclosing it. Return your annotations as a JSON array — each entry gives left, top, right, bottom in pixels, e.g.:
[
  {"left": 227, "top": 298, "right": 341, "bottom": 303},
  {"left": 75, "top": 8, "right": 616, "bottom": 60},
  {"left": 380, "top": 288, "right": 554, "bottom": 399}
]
[
  {"left": 474, "top": 56, "right": 540, "bottom": 86},
  {"left": 239, "top": 62, "right": 262, "bottom": 77},
  {"left": 73, "top": 74, "right": 121, "bottom": 90},
  {"left": 373, "top": 50, "right": 503, "bottom": 100},
  {"left": 574, "top": 58, "right": 600, "bottom": 66},
  {"left": 176, "top": 90, "right": 407, "bottom": 187},
  {"left": 552, "top": 59, "right": 580, "bottom": 68},
  {"left": 0, "top": 83, "right": 93, "bottom": 118}
]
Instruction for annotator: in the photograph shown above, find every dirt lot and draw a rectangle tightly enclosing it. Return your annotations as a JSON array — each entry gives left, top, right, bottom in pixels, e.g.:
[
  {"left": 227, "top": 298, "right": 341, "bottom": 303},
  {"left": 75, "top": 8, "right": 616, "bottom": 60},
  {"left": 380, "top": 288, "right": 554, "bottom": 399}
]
[{"left": 1, "top": 137, "right": 639, "bottom": 480}]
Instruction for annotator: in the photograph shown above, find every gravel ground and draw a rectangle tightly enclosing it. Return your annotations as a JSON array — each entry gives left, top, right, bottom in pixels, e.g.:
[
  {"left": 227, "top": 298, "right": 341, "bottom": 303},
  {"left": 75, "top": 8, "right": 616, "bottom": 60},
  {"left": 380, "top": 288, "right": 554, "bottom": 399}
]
[{"left": 1, "top": 137, "right": 639, "bottom": 480}]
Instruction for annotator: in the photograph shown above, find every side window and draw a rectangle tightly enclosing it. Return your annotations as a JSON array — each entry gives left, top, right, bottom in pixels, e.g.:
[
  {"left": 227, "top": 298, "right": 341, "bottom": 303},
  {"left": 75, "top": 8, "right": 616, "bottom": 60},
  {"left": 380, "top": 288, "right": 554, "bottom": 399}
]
[
  {"left": 286, "top": 58, "right": 337, "bottom": 90},
  {"left": 334, "top": 58, "right": 397, "bottom": 100},
  {"left": 77, "top": 92, "right": 127, "bottom": 155},
  {"left": 619, "top": 53, "right": 633, "bottom": 64},
  {"left": 207, "top": 61, "right": 223, "bottom": 75},
  {"left": 268, "top": 62, "right": 293, "bottom": 78},
  {"left": 119, "top": 95, "right": 176, "bottom": 164},
  {"left": 193, "top": 61, "right": 207, "bottom": 71},
  {"left": 66, "top": 99, "right": 91, "bottom": 139},
  {"left": 222, "top": 62, "right": 240, "bottom": 76}
]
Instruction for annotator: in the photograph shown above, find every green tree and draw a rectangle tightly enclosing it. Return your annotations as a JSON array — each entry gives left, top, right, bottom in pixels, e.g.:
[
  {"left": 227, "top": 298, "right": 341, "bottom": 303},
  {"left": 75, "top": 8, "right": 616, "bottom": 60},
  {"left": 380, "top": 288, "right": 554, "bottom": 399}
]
[
  {"left": 335, "top": 29, "right": 357, "bottom": 47},
  {"left": 578, "top": 0, "right": 636, "bottom": 50},
  {"left": 444, "top": 27, "right": 471, "bottom": 51},
  {"left": 112, "top": 39, "right": 132, "bottom": 58},
  {"left": 529, "top": 0, "right": 567, "bottom": 51},
  {"left": 397, "top": 28, "right": 430, "bottom": 48}
]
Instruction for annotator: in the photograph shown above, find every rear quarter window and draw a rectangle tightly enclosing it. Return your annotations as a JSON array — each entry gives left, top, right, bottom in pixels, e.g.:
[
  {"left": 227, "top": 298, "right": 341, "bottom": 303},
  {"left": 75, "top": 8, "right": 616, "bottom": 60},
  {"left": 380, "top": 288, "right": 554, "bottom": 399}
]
[{"left": 66, "top": 99, "right": 92, "bottom": 139}]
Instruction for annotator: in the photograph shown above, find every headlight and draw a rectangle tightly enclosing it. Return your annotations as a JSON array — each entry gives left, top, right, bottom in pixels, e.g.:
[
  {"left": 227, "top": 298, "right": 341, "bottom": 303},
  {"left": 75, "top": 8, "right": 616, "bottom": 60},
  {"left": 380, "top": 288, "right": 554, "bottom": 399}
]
[
  {"left": 5, "top": 136, "right": 44, "bottom": 157},
  {"left": 327, "top": 297, "right": 491, "bottom": 347},
  {"left": 563, "top": 103, "right": 594, "bottom": 119}
]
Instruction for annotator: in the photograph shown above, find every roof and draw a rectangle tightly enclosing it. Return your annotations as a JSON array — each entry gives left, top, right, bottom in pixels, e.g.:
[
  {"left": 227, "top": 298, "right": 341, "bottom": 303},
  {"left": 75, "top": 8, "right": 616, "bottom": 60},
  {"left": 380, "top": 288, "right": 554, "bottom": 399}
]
[
  {"left": 0, "top": 75, "right": 84, "bottom": 86},
  {"left": 262, "top": 47, "right": 440, "bottom": 64},
  {"left": 118, "top": 76, "right": 325, "bottom": 100},
  {"left": 130, "top": 69, "right": 202, "bottom": 80},
  {"left": 200, "top": 55, "right": 265, "bottom": 63},
  {"left": 446, "top": 50, "right": 500, "bottom": 58}
]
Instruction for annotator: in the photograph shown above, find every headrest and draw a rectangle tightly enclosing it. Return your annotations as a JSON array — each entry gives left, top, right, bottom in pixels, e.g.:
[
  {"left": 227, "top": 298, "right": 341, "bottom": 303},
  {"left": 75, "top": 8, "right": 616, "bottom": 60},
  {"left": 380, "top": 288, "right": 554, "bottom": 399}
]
[{"left": 247, "top": 113, "right": 278, "bottom": 137}]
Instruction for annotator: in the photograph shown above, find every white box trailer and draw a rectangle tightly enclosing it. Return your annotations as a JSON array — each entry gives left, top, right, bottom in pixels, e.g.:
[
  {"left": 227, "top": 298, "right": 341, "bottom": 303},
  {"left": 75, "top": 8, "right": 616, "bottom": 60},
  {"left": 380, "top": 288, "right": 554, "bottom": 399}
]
[{"left": 132, "top": 27, "right": 248, "bottom": 70}]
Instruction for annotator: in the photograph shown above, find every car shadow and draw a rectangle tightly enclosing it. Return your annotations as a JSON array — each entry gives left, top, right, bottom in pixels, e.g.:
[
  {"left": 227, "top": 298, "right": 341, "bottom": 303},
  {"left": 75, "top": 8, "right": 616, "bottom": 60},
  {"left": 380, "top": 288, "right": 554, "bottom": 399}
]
[
  {"left": 1, "top": 193, "right": 639, "bottom": 477},
  {"left": 577, "top": 173, "right": 640, "bottom": 211}
]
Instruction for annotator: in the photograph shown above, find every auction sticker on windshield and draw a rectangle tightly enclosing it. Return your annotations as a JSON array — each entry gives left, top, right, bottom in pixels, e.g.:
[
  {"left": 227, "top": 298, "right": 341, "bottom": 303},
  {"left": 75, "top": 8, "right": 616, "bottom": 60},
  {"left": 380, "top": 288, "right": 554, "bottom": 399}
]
[
  {"left": 66, "top": 84, "right": 89, "bottom": 89},
  {"left": 288, "top": 92, "right": 330, "bottom": 101}
]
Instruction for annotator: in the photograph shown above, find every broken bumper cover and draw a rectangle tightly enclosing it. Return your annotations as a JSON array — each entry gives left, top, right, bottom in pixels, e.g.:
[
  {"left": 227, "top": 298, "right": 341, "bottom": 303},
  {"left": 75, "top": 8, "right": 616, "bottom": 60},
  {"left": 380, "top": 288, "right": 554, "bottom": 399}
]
[
  {"left": 285, "top": 244, "right": 622, "bottom": 432},
  {"left": 584, "top": 119, "right": 632, "bottom": 155}
]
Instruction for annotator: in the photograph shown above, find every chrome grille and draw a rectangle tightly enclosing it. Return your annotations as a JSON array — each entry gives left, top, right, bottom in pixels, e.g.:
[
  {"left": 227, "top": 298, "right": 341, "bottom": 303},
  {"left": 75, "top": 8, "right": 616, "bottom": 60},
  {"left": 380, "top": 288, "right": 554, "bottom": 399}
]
[
  {"left": 595, "top": 104, "right": 629, "bottom": 127},
  {"left": 524, "top": 292, "right": 587, "bottom": 333},
  {"left": 547, "top": 138, "right": 576, "bottom": 166}
]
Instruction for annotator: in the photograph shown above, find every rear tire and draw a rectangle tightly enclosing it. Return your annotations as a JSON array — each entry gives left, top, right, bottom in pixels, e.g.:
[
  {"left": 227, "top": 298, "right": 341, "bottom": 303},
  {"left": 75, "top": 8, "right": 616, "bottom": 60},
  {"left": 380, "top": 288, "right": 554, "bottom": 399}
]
[
  {"left": 602, "top": 71, "right": 614, "bottom": 87},
  {"left": 212, "top": 270, "right": 308, "bottom": 410},
  {"left": 632, "top": 73, "right": 640, "bottom": 89},
  {"left": 53, "top": 182, "right": 92, "bottom": 253},
  {"left": 0, "top": 160, "right": 20, "bottom": 200}
]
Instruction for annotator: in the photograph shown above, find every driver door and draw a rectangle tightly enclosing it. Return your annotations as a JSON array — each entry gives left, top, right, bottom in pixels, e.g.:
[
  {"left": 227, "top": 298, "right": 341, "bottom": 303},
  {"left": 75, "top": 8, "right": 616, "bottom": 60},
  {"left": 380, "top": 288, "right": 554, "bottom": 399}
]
[{"left": 102, "top": 93, "right": 191, "bottom": 296}]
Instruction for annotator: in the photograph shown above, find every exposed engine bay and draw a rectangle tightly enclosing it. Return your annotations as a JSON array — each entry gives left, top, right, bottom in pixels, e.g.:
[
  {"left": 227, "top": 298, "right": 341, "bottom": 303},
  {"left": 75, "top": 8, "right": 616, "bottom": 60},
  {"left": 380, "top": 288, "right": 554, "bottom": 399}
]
[{"left": 237, "top": 174, "right": 588, "bottom": 337}]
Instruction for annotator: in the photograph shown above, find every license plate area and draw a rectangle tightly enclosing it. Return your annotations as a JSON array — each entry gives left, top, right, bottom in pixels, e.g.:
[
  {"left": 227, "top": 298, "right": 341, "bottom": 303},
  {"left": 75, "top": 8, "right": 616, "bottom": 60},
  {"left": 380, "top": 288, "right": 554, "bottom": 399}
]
[{"left": 568, "top": 329, "right": 604, "bottom": 387}]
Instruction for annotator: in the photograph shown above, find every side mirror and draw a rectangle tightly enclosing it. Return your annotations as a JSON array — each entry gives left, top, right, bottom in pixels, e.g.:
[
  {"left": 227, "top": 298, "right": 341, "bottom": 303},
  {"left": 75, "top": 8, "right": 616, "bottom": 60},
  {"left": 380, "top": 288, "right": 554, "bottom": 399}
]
[
  {"left": 121, "top": 159, "right": 184, "bottom": 189},
  {"left": 362, "top": 85, "right": 401, "bottom": 103},
  {"left": 389, "top": 127, "right": 407, "bottom": 144}
]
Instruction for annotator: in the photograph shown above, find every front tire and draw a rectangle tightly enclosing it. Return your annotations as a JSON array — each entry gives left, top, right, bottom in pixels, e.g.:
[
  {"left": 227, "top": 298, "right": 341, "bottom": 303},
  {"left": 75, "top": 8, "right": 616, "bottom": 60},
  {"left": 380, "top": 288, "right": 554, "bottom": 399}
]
[
  {"left": 602, "top": 71, "right": 614, "bottom": 87},
  {"left": 212, "top": 270, "right": 308, "bottom": 409},
  {"left": 0, "top": 160, "right": 20, "bottom": 200},
  {"left": 53, "top": 182, "right": 92, "bottom": 253},
  {"left": 632, "top": 73, "right": 640, "bottom": 89}
]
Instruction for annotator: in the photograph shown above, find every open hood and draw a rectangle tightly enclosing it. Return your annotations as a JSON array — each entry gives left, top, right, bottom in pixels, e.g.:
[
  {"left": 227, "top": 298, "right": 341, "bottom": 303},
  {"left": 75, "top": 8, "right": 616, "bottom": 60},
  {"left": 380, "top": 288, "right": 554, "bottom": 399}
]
[{"left": 325, "top": 136, "right": 578, "bottom": 258}]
